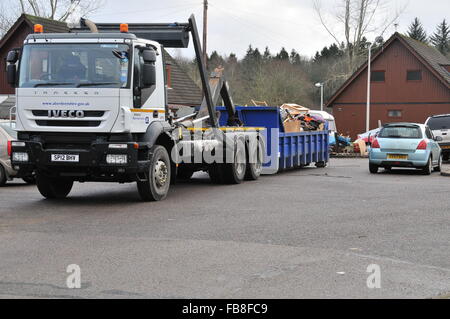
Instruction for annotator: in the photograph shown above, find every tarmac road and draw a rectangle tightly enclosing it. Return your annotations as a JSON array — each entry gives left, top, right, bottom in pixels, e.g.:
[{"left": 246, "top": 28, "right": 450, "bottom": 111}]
[{"left": 0, "top": 158, "right": 449, "bottom": 299}]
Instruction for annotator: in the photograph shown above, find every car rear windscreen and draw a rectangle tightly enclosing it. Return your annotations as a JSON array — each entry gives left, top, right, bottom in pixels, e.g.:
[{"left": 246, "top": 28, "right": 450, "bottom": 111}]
[
  {"left": 379, "top": 126, "right": 422, "bottom": 139},
  {"left": 427, "top": 116, "right": 450, "bottom": 130}
]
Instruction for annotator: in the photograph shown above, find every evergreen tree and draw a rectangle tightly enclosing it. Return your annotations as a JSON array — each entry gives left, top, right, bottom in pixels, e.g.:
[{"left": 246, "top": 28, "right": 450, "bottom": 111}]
[
  {"left": 252, "top": 47, "right": 262, "bottom": 63},
  {"left": 263, "top": 46, "right": 272, "bottom": 61},
  {"left": 407, "top": 18, "right": 428, "bottom": 43},
  {"left": 430, "top": 19, "right": 450, "bottom": 55},
  {"left": 313, "top": 51, "right": 321, "bottom": 63},
  {"left": 276, "top": 47, "right": 290, "bottom": 61},
  {"left": 227, "top": 53, "right": 238, "bottom": 65},
  {"left": 243, "top": 45, "right": 254, "bottom": 61},
  {"left": 208, "top": 51, "right": 224, "bottom": 69}
]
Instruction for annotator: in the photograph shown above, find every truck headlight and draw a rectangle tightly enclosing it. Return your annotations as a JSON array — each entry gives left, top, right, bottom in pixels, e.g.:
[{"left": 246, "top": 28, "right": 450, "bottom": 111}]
[
  {"left": 106, "top": 154, "right": 127, "bottom": 165},
  {"left": 13, "top": 152, "right": 29, "bottom": 162}
]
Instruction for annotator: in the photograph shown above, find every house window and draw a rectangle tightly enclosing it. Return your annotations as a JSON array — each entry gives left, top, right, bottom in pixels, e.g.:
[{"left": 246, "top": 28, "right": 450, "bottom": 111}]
[
  {"left": 407, "top": 70, "right": 422, "bottom": 81},
  {"left": 388, "top": 110, "right": 402, "bottom": 118},
  {"left": 371, "top": 71, "right": 385, "bottom": 82}
]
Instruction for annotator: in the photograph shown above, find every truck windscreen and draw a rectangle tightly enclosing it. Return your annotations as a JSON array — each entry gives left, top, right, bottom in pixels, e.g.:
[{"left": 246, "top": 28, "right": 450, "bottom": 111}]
[{"left": 19, "top": 43, "right": 130, "bottom": 88}]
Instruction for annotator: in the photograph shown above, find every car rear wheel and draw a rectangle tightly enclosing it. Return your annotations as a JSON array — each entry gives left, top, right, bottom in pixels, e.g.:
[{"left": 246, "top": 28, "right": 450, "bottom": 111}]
[
  {"left": 422, "top": 157, "right": 433, "bottom": 175},
  {"left": 0, "top": 165, "right": 7, "bottom": 187},
  {"left": 433, "top": 155, "right": 442, "bottom": 172},
  {"left": 369, "top": 163, "right": 379, "bottom": 174}
]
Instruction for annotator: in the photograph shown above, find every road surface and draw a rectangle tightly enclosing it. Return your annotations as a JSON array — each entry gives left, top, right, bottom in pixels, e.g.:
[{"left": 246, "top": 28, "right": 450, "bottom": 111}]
[{"left": 0, "top": 158, "right": 449, "bottom": 299}]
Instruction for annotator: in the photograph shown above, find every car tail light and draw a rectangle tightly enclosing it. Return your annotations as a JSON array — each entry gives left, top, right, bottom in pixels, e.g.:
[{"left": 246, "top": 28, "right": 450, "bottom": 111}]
[
  {"left": 371, "top": 139, "right": 380, "bottom": 149},
  {"left": 7, "top": 140, "right": 12, "bottom": 156},
  {"left": 417, "top": 140, "right": 428, "bottom": 150}
]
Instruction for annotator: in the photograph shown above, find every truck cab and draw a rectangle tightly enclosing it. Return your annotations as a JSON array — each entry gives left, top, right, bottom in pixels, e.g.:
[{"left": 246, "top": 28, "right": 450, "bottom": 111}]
[
  {"left": 14, "top": 32, "right": 165, "bottom": 134},
  {"left": 7, "top": 23, "right": 180, "bottom": 201}
]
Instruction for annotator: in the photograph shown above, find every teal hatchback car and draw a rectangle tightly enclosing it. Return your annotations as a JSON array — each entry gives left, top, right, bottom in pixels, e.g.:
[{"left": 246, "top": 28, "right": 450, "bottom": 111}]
[{"left": 369, "top": 123, "right": 442, "bottom": 175}]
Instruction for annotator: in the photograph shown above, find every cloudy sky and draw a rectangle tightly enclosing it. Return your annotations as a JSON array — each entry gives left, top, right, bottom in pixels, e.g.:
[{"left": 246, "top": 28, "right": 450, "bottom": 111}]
[{"left": 89, "top": 0, "right": 449, "bottom": 59}]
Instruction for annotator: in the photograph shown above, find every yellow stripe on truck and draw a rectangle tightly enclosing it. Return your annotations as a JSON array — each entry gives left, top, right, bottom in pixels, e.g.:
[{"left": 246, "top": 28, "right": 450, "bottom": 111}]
[{"left": 130, "top": 109, "right": 165, "bottom": 113}]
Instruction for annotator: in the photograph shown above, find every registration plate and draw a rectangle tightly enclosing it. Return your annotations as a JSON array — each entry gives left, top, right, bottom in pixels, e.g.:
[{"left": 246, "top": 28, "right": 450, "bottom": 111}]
[
  {"left": 387, "top": 154, "right": 408, "bottom": 160},
  {"left": 51, "top": 154, "right": 79, "bottom": 162},
  {"left": 441, "top": 145, "right": 450, "bottom": 149}
]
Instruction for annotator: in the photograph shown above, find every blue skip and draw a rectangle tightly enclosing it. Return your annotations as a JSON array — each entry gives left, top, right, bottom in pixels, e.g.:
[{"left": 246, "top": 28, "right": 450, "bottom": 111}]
[{"left": 217, "top": 106, "right": 330, "bottom": 174}]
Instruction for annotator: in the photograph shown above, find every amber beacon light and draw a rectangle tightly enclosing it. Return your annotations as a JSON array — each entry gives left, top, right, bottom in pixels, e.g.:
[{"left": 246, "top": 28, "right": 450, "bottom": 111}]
[
  {"left": 34, "top": 24, "right": 43, "bottom": 33},
  {"left": 120, "top": 23, "right": 129, "bottom": 33}
]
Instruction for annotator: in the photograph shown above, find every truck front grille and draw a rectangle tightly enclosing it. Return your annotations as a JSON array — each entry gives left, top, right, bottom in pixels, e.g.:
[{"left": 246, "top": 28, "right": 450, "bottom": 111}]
[{"left": 35, "top": 120, "right": 101, "bottom": 127}]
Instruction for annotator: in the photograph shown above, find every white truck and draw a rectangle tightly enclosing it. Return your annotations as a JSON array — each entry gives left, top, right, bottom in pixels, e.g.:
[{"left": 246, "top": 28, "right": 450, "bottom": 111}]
[{"left": 7, "top": 15, "right": 264, "bottom": 201}]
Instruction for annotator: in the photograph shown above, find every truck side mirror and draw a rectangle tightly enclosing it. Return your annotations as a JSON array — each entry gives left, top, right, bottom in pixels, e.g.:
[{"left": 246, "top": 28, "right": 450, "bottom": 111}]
[
  {"left": 141, "top": 49, "right": 156, "bottom": 88},
  {"left": 142, "top": 49, "right": 156, "bottom": 63},
  {"left": 7, "top": 64, "right": 17, "bottom": 87},
  {"left": 6, "top": 50, "right": 19, "bottom": 87},
  {"left": 6, "top": 50, "right": 19, "bottom": 63}
]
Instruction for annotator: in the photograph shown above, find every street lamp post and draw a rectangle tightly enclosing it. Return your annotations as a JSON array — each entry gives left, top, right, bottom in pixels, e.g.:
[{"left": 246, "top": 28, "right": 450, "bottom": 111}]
[
  {"left": 315, "top": 82, "right": 324, "bottom": 111},
  {"left": 366, "top": 36, "right": 383, "bottom": 132}
]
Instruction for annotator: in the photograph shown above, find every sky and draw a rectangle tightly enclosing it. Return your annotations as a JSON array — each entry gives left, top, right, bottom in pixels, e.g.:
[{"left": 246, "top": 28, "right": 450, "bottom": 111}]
[{"left": 89, "top": 0, "right": 450, "bottom": 59}]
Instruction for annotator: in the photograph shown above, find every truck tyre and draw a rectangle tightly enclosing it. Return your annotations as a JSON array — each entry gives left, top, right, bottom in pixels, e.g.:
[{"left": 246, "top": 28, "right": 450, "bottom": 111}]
[
  {"left": 245, "top": 139, "right": 263, "bottom": 181},
  {"left": 137, "top": 145, "right": 171, "bottom": 201},
  {"left": 422, "top": 156, "right": 433, "bottom": 175},
  {"left": 36, "top": 174, "right": 73, "bottom": 199},
  {"left": 177, "top": 164, "right": 195, "bottom": 181},
  {"left": 315, "top": 161, "right": 327, "bottom": 168},
  {"left": 443, "top": 154, "right": 449, "bottom": 162},
  {"left": 223, "top": 138, "right": 246, "bottom": 184},
  {"left": 369, "top": 163, "right": 379, "bottom": 174},
  {"left": 0, "top": 165, "right": 6, "bottom": 187}
]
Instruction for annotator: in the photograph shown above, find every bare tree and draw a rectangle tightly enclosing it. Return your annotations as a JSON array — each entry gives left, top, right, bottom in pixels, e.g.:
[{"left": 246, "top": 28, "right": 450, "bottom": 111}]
[
  {"left": 314, "top": 0, "right": 406, "bottom": 72},
  {"left": 0, "top": 0, "right": 104, "bottom": 36}
]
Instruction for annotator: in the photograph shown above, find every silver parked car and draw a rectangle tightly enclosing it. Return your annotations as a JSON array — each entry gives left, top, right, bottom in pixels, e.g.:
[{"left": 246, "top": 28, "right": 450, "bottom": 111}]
[
  {"left": 425, "top": 114, "right": 450, "bottom": 161},
  {"left": 0, "top": 120, "right": 35, "bottom": 186}
]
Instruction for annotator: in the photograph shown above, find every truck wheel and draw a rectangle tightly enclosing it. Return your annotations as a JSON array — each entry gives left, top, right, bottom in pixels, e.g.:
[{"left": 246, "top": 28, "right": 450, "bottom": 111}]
[
  {"left": 369, "top": 163, "right": 379, "bottom": 174},
  {"left": 223, "top": 138, "right": 247, "bottom": 184},
  {"left": 245, "top": 140, "right": 263, "bottom": 181},
  {"left": 315, "top": 161, "right": 327, "bottom": 168},
  {"left": 0, "top": 165, "right": 6, "bottom": 187},
  {"left": 36, "top": 174, "right": 73, "bottom": 199},
  {"left": 177, "top": 164, "right": 195, "bottom": 180},
  {"left": 443, "top": 154, "right": 449, "bottom": 162},
  {"left": 137, "top": 145, "right": 171, "bottom": 201}
]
